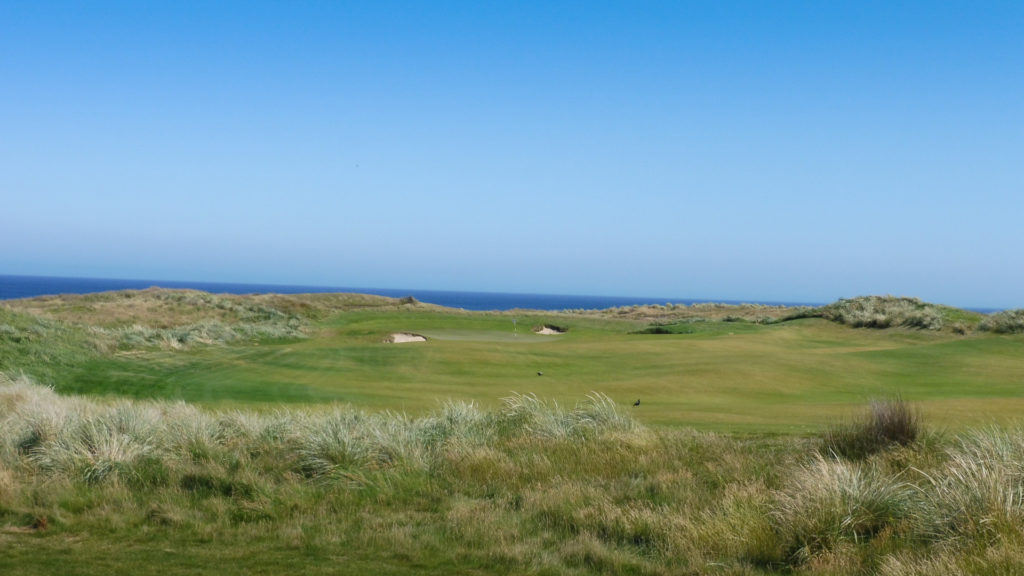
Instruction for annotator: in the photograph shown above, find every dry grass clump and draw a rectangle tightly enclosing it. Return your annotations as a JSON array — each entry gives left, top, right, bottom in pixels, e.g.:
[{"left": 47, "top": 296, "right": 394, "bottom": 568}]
[
  {"left": 979, "top": 309, "right": 1024, "bottom": 334},
  {"left": 823, "top": 398, "right": 921, "bottom": 460},
  {"left": 773, "top": 455, "right": 917, "bottom": 564},
  {"left": 811, "top": 296, "right": 947, "bottom": 330},
  {"left": 500, "top": 392, "right": 639, "bottom": 440},
  {"left": 101, "top": 318, "right": 308, "bottom": 350},
  {"left": 913, "top": 428, "right": 1024, "bottom": 542},
  {"left": 81, "top": 292, "right": 312, "bottom": 349},
  {"left": 0, "top": 377, "right": 638, "bottom": 490}
]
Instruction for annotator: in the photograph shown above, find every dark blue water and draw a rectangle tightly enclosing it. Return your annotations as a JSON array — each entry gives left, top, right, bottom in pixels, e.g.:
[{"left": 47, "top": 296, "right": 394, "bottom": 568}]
[{"left": 0, "top": 274, "right": 818, "bottom": 311}]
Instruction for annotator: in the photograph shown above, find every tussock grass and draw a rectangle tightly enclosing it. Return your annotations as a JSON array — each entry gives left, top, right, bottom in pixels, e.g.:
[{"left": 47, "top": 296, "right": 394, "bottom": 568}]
[
  {"left": 501, "top": 392, "right": 639, "bottom": 440},
  {"left": 979, "top": 309, "right": 1024, "bottom": 334},
  {"left": 913, "top": 428, "right": 1024, "bottom": 542},
  {"left": 805, "top": 296, "right": 954, "bottom": 330},
  {"left": 3, "top": 376, "right": 1024, "bottom": 573},
  {"left": 102, "top": 317, "right": 308, "bottom": 349},
  {"left": 823, "top": 398, "right": 921, "bottom": 459},
  {"left": 0, "top": 378, "right": 636, "bottom": 489},
  {"left": 774, "top": 456, "right": 917, "bottom": 564}
]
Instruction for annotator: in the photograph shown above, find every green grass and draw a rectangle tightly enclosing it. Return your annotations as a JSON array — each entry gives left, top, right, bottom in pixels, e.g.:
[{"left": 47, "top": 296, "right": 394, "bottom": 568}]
[
  {"left": 5, "top": 290, "right": 1024, "bottom": 573},
  {"left": 5, "top": 295, "right": 1024, "bottom": 432},
  {"left": 4, "top": 376, "right": 1024, "bottom": 575}
]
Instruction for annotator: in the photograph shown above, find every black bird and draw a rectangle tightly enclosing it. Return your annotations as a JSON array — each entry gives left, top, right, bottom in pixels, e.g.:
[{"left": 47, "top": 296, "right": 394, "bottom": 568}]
[{"left": 633, "top": 399, "right": 640, "bottom": 407}]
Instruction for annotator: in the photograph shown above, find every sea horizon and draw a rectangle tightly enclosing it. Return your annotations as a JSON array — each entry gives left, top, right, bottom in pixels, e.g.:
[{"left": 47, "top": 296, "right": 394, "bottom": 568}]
[{"left": 0, "top": 273, "right": 827, "bottom": 312}]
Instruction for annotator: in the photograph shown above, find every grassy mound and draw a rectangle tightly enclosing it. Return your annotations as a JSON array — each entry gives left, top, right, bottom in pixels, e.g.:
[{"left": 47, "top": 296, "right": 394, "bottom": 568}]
[
  {"left": 0, "top": 289, "right": 436, "bottom": 391},
  {"left": 578, "top": 301, "right": 807, "bottom": 323},
  {"left": 629, "top": 296, "right": 996, "bottom": 336},
  {"left": 794, "top": 295, "right": 984, "bottom": 331},
  {"left": 979, "top": 309, "right": 1024, "bottom": 334},
  {"left": 1, "top": 288, "right": 419, "bottom": 327}
]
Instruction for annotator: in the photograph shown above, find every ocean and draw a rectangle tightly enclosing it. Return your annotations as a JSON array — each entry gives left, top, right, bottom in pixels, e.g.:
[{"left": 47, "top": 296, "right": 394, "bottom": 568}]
[{"left": 0, "top": 274, "right": 817, "bottom": 311}]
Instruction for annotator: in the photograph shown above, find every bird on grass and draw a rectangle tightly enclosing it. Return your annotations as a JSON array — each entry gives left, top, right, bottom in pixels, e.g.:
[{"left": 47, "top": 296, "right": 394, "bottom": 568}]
[
  {"left": 537, "top": 371, "right": 543, "bottom": 376},
  {"left": 633, "top": 399, "right": 640, "bottom": 407}
]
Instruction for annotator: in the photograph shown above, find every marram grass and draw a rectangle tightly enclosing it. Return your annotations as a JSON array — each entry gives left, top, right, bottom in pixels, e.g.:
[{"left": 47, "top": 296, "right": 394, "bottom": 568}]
[{"left": 3, "top": 375, "right": 1024, "bottom": 574}]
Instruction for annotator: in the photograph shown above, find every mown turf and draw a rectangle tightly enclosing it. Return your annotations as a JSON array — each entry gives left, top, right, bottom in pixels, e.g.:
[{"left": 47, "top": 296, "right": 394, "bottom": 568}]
[{"left": 6, "top": 299, "right": 1020, "bottom": 432}]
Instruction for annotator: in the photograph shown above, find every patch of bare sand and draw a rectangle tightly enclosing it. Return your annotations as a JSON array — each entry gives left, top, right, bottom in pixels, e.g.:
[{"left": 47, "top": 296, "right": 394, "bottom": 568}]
[{"left": 389, "top": 333, "right": 427, "bottom": 343}]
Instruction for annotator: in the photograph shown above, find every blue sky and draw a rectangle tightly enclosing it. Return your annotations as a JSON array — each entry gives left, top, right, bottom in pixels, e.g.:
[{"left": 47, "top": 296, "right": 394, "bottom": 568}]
[{"left": 1, "top": 2, "right": 1021, "bottom": 308}]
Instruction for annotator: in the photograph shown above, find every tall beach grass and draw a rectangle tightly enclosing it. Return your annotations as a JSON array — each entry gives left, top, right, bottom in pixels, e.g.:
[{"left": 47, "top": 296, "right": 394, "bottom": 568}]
[{"left": 3, "top": 375, "right": 1024, "bottom": 574}]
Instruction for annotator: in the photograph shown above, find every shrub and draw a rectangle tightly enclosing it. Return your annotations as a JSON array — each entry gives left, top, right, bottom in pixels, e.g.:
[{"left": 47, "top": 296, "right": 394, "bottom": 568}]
[
  {"left": 823, "top": 398, "right": 920, "bottom": 459},
  {"left": 637, "top": 326, "right": 674, "bottom": 334}
]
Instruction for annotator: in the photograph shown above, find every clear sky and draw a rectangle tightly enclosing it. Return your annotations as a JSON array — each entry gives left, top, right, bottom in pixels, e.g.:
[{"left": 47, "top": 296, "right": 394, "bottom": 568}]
[{"left": 1, "top": 2, "right": 1021, "bottom": 308}]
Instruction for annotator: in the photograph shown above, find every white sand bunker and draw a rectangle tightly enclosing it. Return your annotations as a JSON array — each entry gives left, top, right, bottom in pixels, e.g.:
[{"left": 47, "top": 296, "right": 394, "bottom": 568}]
[
  {"left": 535, "top": 325, "right": 567, "bottom": 335},
  {"left": 388, "top": 332, "right": 427, "bottom": 343}
]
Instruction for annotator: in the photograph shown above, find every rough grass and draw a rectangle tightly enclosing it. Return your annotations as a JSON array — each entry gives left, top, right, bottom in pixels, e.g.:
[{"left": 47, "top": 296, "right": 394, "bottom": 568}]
[
  {"left": 796, "top": 295, "right": 977, "bottom": 331},
  {"left": 3, "top": 376, "right": 1024, "bottom": 574},
  {"left": 979, "top": 309, "right": 1024, "bottom": 334},
  {"left": 576, "top": 300, "right": 808, "bottom": 323},
  {"left": 0, "top": 288, "right": 423, "bottom": 327},
  {"left": 823, "top": 398, "right": 921, "bottom": 459},
  {"left": 8, "top": 291, "right": 1024, "bottom": 574},
  {"left": 0, "top": 289, "right": 449, "bottom": 352},
  {"left": 0, "top": 289, "right": 438, "bottom": 386}
]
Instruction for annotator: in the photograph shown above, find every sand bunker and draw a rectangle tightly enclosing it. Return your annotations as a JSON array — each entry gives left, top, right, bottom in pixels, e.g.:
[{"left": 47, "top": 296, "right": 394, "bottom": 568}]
[
  {"left": 389, "top": 332, "right": 427, "bottom": 343},
  {"left": 535, "top": 325, "right": 567, "bottom": 335}
]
